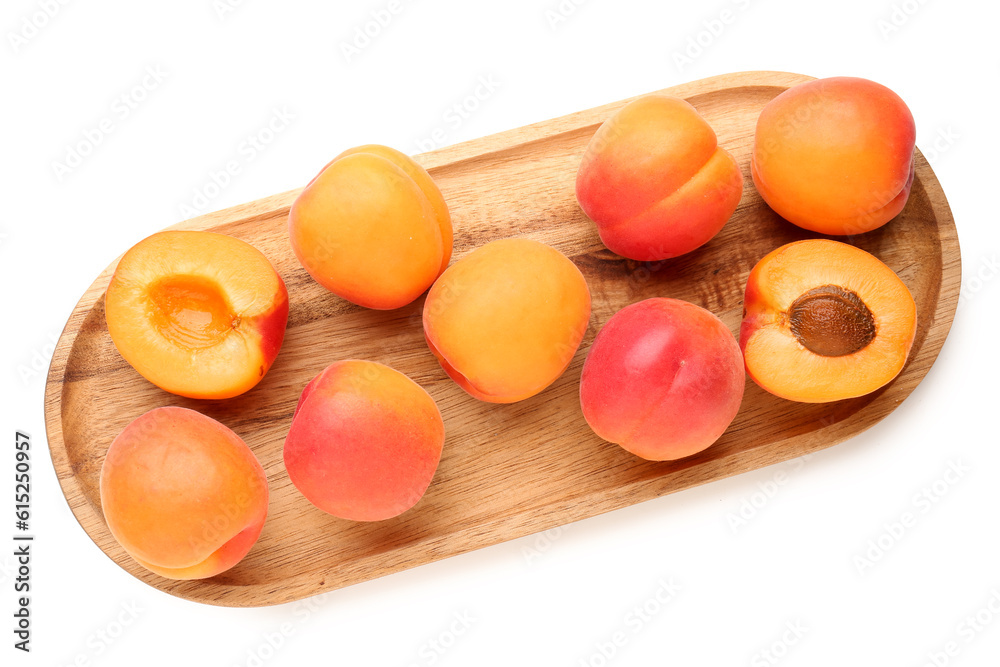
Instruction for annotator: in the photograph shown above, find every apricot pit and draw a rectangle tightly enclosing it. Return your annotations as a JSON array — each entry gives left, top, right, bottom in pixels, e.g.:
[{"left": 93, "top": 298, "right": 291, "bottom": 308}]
[{"left": 788, "top": 285, "right": 877, "bottom": 358}]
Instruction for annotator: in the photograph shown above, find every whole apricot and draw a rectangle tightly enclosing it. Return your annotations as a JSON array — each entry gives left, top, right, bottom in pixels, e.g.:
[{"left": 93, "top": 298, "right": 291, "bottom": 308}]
[
  {"left": 752, "top": 77, "right": 916, "bottom": 235},
  {"left": 289, "top": 144, "right": 452, "bottom": 310},
  {"left": 423, "top": 238, "right": 592, "bottom": 403},
  {"left": 283, "top": 360, "right": 445, "bottom": 521},
  {"left": 580, "top": 298, "right": 745, "bottom": 461},
  {"left": 576, "top": 94, "right": 743, "bottom": 261},
  {"left": 100, "top": 407, "right": 269, "bottom": 580}
]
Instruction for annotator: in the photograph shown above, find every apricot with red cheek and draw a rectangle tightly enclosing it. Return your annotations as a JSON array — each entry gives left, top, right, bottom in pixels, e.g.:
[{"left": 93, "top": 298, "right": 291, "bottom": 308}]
[
  {"left": 283, "top": 360, "right": 445, "bottom": 521},
  {"left": 576, "top": 94, "right": 743, "bottom": 261},
  {"left": 580, "top": 298, "right": 745, "bottom": 461}
]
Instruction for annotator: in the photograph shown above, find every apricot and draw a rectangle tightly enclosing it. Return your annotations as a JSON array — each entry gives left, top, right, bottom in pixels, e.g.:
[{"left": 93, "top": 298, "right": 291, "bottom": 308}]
[
  {"left": 422, "top": 238, "right": 591, "bottom": 403},
  {"left": 283, "top": 360, "right": 445, "bottom": 521},
  {"left": 100, "top": 407, "right": 269, "bottom": 580},
  {"left": 105, "top": 231, "right": 289, "bottom": 400},
  {"left": 288, "top": 144, "right": 452, "bottom": 310},
  {"left": 576, "top": 94, "right": 743, "bottom": 261},
  {"left": 740, "top": 239, "right": 917, "bottom": 403},
  {"left": 752, "top": 77, "right": 916, "bottom": 235},
  {"left": 579, "top": 298, "right": 745, "bottom": 461}
]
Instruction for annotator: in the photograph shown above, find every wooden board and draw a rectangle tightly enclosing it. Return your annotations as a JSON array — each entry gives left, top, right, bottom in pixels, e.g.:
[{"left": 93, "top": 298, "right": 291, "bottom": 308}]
[{"left": 43, "top": 71, "right": 961, "bottom": 607}]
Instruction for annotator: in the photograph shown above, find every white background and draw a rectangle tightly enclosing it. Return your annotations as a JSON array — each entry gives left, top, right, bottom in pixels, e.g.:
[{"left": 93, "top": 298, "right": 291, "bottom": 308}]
[{"left": 2, "top": 0, "right": 998, "bottom": 665}]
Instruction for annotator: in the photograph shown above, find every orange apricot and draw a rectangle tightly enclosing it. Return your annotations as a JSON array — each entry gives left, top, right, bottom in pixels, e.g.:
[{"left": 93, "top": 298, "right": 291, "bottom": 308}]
[
  {"left": 576, "top": 94, "right": 743, "bottom": 261},
  {"left": 752, "top": 77, "right": 916, "bottom": 235},
  {"left": 423, "top": 238, "right": 592, "bottom": 403},
  {"left": 289, "top": 144, "right": 452, "bottom": 310},
  {"left": 100, "top": 407, "right": 269, "bottom": 580}
]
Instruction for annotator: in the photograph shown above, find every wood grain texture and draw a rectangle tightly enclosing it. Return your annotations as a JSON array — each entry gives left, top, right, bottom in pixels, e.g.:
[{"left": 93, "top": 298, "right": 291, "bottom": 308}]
[{"left": 44, "top": 71, "right": 961, "bottom": 607}]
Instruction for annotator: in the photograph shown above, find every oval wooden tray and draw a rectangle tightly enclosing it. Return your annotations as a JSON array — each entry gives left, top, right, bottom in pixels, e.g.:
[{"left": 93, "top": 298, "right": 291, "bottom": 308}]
[{"left": 44, "top": 71, "right": 961, "bottom": 607}]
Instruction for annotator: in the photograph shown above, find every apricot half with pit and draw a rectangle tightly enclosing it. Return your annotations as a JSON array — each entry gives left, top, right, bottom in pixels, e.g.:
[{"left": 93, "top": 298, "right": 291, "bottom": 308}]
[
  {"left": 105, "top": 230, "right": 289, "bottom": 400},
  {"left": 740, "top": 239, "right": 917, "bottom": 403}
]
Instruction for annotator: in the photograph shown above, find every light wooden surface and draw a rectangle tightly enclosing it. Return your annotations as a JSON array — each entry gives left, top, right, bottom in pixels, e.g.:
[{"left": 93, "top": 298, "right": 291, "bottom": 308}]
[{"left": 43, "top": 71, "right": 961, "bottom": 607}]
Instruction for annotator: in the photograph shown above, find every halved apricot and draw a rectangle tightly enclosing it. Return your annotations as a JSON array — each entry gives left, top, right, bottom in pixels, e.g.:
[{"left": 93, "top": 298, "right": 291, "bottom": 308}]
[
  {"left": 105, "top": 230, "right": 289, "bottom": 399},
  {"left": 740, "top": 239, "right": 917, "bottom": 403}
]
